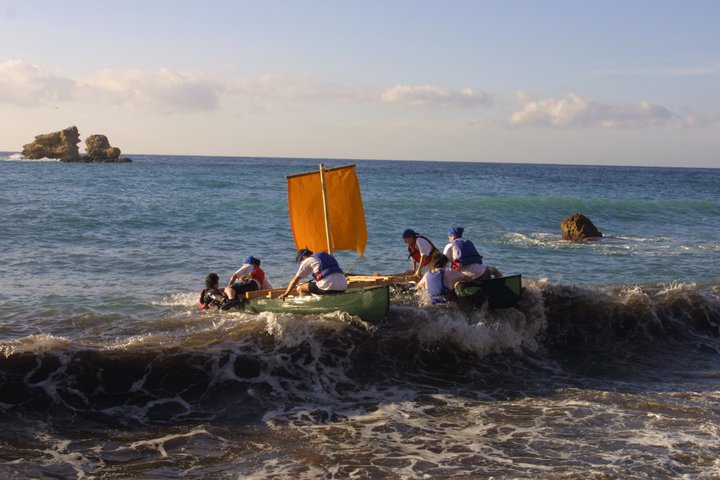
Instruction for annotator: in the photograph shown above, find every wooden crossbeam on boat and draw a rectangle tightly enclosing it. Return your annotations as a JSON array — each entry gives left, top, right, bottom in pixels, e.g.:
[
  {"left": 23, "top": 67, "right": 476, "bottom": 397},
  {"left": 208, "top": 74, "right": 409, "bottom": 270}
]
[
  {"left": 346, "top": 273, "right": 417, "bottom": 288},
  {"left": 243, "top": 273, "right": 416, "bottom": 301},
  {"left": 244, "top": 288, "right": 286, "bottom": 300}
]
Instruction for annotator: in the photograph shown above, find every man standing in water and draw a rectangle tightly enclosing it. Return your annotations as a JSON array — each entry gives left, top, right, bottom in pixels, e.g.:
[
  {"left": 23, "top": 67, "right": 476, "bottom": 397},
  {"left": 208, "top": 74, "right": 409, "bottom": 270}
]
[{"left": 279, "top": 248, "right": 347, "bottom": 299}]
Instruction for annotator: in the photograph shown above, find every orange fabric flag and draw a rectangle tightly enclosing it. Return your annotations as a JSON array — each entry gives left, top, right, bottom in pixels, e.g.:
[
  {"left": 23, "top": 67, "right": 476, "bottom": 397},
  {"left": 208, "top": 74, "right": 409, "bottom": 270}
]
[{"left": 287, "top": 165, "right": 367, "bottom": 256}]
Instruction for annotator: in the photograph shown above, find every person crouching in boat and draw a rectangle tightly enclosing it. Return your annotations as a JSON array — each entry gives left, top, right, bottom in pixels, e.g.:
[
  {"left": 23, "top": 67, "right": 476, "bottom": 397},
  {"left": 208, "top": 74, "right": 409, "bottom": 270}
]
[
  {"left": 443, "top": 227, "right": 502, "bottom": 282},
  {"left": 279, "top": 248, "right": 348, "bottom": 300},
  {"left": 218, "top": 256, "right": 272, "bottom": 309},
  {"left": 402, "top": 229, "right": 443, "bottom": 279},
  {"left": 416, "top": 254, "right": 464, "bottom": 305},
  {"left": 199, "top": 273, "right": 228, "bottom": 310},
  {"left": 224, "top": 256, "right": 273, "bottom": 305}
]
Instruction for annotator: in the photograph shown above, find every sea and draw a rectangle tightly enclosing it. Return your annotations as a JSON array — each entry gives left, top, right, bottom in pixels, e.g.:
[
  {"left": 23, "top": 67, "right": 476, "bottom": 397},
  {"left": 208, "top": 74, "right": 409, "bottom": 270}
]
[{"left": 0, "top": 152, "right": 719, "bottom": 479}]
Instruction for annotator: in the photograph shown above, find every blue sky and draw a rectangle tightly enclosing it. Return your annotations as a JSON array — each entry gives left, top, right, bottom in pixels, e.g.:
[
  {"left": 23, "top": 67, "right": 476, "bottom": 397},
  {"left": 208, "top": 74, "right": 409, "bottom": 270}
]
[{"left": 1, "top": 0, "right": 719, "bottom": 167}]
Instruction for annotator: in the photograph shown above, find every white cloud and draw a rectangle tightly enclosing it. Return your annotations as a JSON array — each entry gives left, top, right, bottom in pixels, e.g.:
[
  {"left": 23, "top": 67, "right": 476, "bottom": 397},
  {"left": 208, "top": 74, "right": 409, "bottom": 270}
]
[
  {"left": 509, "top": 92, "right": 680, "bottom": 128},
  {"left": 0, "top": 59, "right": 372, "bottom": 113},
  {"left": 381, "top": 84, "right": 493, "bottom": 108},
  {"left": 0, "top": 59, "right": 75, "bottom": 106},
  {"left": 79, "top": 68, "right": 225, "bottom": 113},
  {"left": 2, "top": 59, "right": 709, "bottom": 131},
  {"left": 0, "top": 60, "right": 494, "bottom": 115}
]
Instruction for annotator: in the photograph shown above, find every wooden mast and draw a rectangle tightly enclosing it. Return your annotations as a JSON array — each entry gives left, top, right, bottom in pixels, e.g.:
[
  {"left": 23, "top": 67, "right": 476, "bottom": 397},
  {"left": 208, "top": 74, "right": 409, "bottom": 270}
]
[{"left": 318, "top": 163, "right": 333, "bottom": 254}]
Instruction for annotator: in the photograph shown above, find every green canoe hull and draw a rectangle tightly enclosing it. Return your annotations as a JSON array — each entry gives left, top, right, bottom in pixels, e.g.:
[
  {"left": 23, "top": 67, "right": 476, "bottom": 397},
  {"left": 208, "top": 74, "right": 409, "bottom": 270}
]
[
  {"left": 244, "top": 285, "right": 390, "bottom": 324},
  {"left": 455, "top": 274, "right": 522, "bottom": 309}
]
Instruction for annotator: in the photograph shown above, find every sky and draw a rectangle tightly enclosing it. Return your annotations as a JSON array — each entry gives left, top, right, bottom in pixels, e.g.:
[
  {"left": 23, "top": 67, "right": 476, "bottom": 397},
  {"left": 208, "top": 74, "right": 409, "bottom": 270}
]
[{"left": 1, "top": 0, "right": 719, "bottom": 167}]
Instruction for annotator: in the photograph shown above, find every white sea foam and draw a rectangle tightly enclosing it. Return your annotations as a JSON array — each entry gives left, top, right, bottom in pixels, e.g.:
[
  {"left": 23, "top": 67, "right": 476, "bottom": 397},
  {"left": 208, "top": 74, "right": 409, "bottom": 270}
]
[
  {"left": 387, "top": 280, "right": 547, "bottom": 358},
  {"left": 0, "top": 333, "right": 72, "bottom": 356},
  {"left": 0, "top": 153, "right": 57, "bottom": 162},
  {"left": 154, "top": 291, "right": 198, "bottom": 307}
]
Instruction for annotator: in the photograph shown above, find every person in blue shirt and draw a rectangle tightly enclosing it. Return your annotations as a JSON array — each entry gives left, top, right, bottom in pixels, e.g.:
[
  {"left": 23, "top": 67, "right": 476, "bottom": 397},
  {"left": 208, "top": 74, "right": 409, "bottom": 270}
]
[{"left": 416, "top": 254, "right": 464, "bottom": 305}]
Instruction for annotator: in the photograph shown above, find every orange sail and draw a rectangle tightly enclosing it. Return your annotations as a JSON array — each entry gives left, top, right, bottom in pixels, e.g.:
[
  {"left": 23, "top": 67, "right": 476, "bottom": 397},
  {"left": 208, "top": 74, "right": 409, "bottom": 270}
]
[{"left": 287, "top": 164, "right": 367, "bottom": 256}]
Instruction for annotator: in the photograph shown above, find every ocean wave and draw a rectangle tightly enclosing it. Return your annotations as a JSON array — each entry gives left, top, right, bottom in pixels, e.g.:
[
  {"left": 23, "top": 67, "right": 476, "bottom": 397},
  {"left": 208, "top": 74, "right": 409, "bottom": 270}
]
[
  {"left": 0, "top": 279, "right": 718, "bottom": 422},
  {"left": 440, "top": 195, "right": 720, "bottom": 217},
  {"left": 502, "top": 231, "right": 719, "bottom": 258}
]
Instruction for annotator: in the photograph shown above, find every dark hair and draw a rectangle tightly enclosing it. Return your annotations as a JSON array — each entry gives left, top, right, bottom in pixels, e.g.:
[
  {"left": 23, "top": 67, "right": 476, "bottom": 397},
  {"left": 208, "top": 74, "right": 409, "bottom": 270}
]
[
  {"left": 205, "top": 272, "right": 220, "bottom": 288},
  {"left": 402, "top": 229, "right": 417, "bottom": 239},
  {"left": 296, "top": 248, "right": 313, "bottom": 263},
  {"left": 430, "top": 254, "right": 448, "bottom": 270}
]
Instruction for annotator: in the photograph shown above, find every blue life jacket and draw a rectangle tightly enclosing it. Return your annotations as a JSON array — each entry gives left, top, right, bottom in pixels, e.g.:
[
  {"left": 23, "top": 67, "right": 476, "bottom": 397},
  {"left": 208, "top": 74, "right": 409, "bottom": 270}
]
[
  {"left": 453, "top": 239, "right": 483, "bottom": 267},
  {"left": 312, "top": 252, "right": 343, "bottom": 281},
  {"left": 426, "top": 269, "right": 450, "bottom": 304}
]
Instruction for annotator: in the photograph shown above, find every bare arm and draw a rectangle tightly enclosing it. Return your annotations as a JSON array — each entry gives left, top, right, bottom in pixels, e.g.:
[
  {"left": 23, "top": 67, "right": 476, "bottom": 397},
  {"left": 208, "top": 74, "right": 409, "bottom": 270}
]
[
  {"left": 415, "top": 256, "right": 427, "bottom": 278},
  {"left": 279, "top": 276, "right": 301, "bottom": 300},
  {"left": 228, "top": 265, "right": 247, "bottom": 285}
]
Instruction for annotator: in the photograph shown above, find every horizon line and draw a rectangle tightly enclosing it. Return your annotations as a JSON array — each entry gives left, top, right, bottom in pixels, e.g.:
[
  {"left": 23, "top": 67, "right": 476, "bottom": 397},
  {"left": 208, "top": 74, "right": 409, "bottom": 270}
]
[{"left": 1, "top": 150, "right": 717, "bottom": 170}]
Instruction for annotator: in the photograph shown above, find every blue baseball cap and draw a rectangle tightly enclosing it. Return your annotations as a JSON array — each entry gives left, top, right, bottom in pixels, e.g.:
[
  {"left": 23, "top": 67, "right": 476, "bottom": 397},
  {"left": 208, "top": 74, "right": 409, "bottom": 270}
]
[
  {"left": 243, "top": 255, "right": 260, "bottom": 266},
  {"left": 402, "top": 229, "right": 417, "bottom": 239},
  {"left": 448, "top": 227, "right": 464, "bottom": 238}
]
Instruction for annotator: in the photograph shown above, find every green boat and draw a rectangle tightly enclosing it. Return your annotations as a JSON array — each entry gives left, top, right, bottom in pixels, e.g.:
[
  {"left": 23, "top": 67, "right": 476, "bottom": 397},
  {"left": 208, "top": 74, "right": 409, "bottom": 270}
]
[
  {"left": 243, "top": 285, "right": 390, "bottom": 324},
  {"left": 455, "top": 274, "right": 522, "bottom": 309}
]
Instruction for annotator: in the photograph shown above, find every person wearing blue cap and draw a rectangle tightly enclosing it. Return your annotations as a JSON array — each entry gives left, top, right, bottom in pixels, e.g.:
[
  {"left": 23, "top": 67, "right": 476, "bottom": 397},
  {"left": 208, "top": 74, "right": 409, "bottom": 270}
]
[
  {"left": 279, "top": 248, "right": 347, "bottom": 299},
  {"left": 443, "top": 227, "right": 502, "bottom": 281},
  {"left": 224, "top": 256, "right": 273, "bottom": 302},
  {"left": 402, "top": 229, "right": 442, "bottom": 278}
]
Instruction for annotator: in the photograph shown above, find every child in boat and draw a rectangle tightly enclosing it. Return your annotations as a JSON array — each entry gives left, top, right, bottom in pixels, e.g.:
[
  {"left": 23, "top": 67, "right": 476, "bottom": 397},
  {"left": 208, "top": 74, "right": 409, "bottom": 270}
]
[
  {"left": 416, "top": 254, "right": 464, "bottom": 305},
  {"left": 443, "top": 227, "right": 502, "bottom": 282}
]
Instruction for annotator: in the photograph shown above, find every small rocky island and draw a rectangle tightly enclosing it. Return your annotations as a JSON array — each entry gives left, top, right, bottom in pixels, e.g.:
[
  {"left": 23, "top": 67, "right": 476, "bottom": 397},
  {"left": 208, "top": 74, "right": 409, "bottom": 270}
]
[
  {"left": 561, "top": 213, "right": 603, "bottom": 242},
  {"left": 22, "top": 126, "right": 131, "bottom": 163}
]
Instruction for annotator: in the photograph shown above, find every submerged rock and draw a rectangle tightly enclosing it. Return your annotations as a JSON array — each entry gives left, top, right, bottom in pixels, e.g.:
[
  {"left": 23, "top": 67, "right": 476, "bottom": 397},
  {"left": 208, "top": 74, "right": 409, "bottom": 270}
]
[
  {"left": 22, "top": 126, "right": 81, "bottom": 161},
  {"left": 561, "top": 213, "right": 603, "bottom": 242},
  {"left": 21, "top": 127, "right": 131, "bottom": 163}
]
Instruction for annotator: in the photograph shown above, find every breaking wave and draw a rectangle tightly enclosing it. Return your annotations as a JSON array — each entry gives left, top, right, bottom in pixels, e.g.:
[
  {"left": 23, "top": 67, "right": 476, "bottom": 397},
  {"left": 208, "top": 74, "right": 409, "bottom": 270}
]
[{"left": 1, "top": 280, "right": 718, "bottom": 426}]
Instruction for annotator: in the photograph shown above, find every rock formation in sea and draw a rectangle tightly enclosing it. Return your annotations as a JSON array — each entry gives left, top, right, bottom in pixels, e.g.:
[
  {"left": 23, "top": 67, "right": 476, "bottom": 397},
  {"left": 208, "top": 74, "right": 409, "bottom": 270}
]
[
  {"left": 561, "top": 213, "right": 603, "bottom": 241},
  {"left": 22, "top": 126, "right": 82, "bottom": 161},
  {"left": 84, "top": 134, "right": 129, "bottom": 162},
  {"left": 21, "top": 126, "right": 131, "bottom": 163}
]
